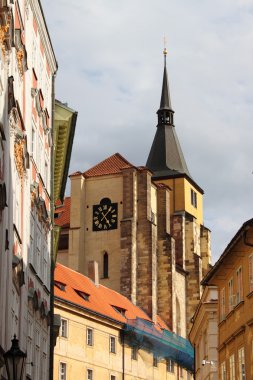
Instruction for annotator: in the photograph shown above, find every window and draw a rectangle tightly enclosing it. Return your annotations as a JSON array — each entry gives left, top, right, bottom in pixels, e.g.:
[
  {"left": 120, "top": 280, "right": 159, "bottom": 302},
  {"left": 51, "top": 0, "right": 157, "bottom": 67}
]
[
  {"left": 153, "top": 355, "right": 158, "bottom": 367},
  {"left": 131, "top": 347, "right": 137, "bottom": 360},
  {"left": 221, "top": 361, "right": 226, "bottom": 380},
  {"left": 191, "top": 189, "right": 197, "bottom": 208},
  {"left": 103, "top": 251, "right": 109, "bottom": 278},
  {"left": 179, "top": 367, "right": 183, "bottom": 378},
  {"left": 236, "top": 267, "right": 243, "bottom": 304},
  {"left": 109, "top": 336, "right": 116, "bottom": 353},
  {"left": 86, "top": 328, "right": 93, "bottom": 346},
  {"left": 249, "top": 254, "right": 253, "bottom": 292},
  {"left": 166, "top": 359, "right": 174, "bottom": 373},
  {"left": 238, "top": 347, "right": 245, "bottom": 380},
  {"left": 87, "top": 369, "right": 93, "bottom": 380},
  {"left": 59, "top": 362, "right": 66, "bottom": 380},
  {"left": 220, "top": 287, "right": 226, "bottom": 321},
  {"left": 110, "top": 376, "right": 116, "bottom": 380},
  {"left": 60, "top": 319, "right": 68, "bottom": 338},
  {"left": 229, "top": 354, "right": 235, "bottom": 380},
  {"left": 228, "top": 277, "right": 234, "bottom": 311},
  {"left": 31, "top": 126, "right": 36, "bottom": 156}
]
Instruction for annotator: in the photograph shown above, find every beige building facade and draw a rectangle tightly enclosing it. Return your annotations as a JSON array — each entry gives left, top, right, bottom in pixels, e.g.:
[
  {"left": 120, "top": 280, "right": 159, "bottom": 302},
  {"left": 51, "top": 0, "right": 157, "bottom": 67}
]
[
  {"left": 54, "top": 263, "right": 194, "bottom": 380},
  {"left": 189, "top": 286, "right": 218, "bottom": 380}
]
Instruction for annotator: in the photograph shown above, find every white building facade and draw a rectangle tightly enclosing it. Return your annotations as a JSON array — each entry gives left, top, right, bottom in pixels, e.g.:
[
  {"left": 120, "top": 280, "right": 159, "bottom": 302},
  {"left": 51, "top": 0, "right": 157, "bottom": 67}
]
[{"left": 0, "top": 1, "right": 57, "bottom": 379}]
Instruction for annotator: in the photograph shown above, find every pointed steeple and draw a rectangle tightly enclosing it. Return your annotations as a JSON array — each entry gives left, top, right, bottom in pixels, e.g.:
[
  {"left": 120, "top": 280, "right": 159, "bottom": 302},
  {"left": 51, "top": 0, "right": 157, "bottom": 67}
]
[
  {"left": 146, "top": 49, "right": 191, "bottom": 179},
  {"left": 157, "top": 48, "right": 174, "bottom": 126}
]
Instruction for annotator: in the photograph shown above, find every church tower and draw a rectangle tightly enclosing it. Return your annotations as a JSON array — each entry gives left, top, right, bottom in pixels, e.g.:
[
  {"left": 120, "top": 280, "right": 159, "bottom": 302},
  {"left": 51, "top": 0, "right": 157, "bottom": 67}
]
[
  {"left": 146, "top": 48, "right": 212, "bottom": 331},
  {"left": 56, "top": 49, "right": 212, "bottom": 335}
]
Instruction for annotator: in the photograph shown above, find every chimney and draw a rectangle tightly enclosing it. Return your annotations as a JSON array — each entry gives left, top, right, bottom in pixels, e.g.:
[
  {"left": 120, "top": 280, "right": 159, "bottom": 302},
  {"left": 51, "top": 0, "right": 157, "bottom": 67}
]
[{"left": 88, "top": 261, "right": 99, "bottom": 286}]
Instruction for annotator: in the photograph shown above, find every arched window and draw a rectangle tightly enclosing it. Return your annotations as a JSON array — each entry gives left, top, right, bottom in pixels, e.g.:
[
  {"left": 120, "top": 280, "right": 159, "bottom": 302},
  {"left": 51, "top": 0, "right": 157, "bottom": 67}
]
[{"left": 103, "top": 252, "right": 109, "bottom": 278}]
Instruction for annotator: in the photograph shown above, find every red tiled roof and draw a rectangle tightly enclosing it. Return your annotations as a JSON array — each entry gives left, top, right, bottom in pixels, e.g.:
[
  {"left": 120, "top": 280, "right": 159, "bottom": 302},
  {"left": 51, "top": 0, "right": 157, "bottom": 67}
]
[
  {"left": 83, "top": 153, "right": 134, "bottom": 178},
  {"left": 54, "top": 263, "right": 168, "bottom": 329},
  {"left": 54, "top": 197, "right": 71, "bottom": 227}
]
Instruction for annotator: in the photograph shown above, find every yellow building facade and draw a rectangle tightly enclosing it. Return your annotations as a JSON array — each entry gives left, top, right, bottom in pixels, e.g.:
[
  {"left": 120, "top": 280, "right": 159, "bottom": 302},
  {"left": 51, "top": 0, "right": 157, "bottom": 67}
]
[
  {"left": 202, "top": 218, "right": 253, "bottom": 380},
  {"left": 54, "top": 263, "right": 193, "bottom": 380}
]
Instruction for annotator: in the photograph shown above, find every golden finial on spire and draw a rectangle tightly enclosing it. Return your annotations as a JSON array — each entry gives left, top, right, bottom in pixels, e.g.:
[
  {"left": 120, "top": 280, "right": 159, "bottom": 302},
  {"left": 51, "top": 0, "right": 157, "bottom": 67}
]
[{"left": 163, "top": 35, "right": 168, "bottom": 56}]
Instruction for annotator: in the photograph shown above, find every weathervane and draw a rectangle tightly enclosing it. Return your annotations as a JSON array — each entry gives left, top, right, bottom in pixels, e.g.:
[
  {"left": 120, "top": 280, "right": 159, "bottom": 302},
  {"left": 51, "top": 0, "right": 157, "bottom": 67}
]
[{"left": 163, "top": 35, "right": 167, "bottom": 66}]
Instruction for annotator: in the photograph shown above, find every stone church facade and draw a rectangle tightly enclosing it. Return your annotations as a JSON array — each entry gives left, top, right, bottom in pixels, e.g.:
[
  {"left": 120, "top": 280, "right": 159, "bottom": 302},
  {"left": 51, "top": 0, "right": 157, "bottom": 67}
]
[{"left": 56, "top": 50, "right": 212, "bottom": 337}]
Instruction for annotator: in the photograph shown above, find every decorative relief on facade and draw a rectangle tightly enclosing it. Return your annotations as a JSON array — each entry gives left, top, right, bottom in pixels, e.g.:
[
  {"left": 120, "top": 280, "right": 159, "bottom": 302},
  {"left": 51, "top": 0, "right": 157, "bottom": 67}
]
[
  {"left": 14, "top": 136, "right": 26, "bottom": 180},
  {"left": 0, "top": 7, "right": 13, "bottom": 56},
  {"left": 14, "top": 29, "right": 28, "bottom": 76}
]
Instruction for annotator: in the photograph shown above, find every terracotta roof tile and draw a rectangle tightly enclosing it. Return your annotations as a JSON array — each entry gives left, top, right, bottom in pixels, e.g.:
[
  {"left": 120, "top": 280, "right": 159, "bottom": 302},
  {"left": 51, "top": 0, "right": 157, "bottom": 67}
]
[
  {"left": 54, "top": 197, "right": 71, "bottom": 227},
  {"left": 83, "top": 153, "right": 134, "bottom": 178},
  {"left": 54, "top": 263, "right": 167, "bottom": 328}
]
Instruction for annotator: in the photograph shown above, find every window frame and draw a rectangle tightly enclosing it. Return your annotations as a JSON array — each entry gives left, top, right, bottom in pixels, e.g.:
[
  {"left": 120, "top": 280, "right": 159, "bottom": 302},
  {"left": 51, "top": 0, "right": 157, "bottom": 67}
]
[
  {"left": 236, "top": 266, "right": 243, "bottom": 304},
  {"left": 59, "top": 362, "right": 67, "bottom": 380},
  {"left": 86, "top": 327, "right": 93, "bottom": 346},
  {"left": 60, "top": 318, "right": 68, "bottom": 338},
  {"left": 87, "top": 368, "right": 93, "bottom": 380},
  {"left": 109, "top": 335, "right": 116, "bottom": 354}
]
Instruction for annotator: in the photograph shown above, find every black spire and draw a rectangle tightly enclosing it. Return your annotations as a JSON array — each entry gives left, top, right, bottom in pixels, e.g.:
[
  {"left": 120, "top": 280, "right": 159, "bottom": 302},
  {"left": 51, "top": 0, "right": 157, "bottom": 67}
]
[
  {"left": 146, "top": 49, "right": 191, "bottom": 178},
  {"left": 157, "top": 50, "right": 174, "bottom": 125}
]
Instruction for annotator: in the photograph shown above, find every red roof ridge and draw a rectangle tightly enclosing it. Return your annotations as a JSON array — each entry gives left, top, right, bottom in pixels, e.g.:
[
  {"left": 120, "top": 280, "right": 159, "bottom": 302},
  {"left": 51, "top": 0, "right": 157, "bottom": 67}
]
[{"left": 83, "top": 153, "right": 134, "bottom": 178}]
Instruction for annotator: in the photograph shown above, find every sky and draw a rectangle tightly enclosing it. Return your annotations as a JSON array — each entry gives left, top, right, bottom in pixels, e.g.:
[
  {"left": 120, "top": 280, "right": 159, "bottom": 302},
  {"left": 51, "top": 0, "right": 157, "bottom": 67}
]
[{"left": 42, "top": 0, "right": 253, "bottom": 262}]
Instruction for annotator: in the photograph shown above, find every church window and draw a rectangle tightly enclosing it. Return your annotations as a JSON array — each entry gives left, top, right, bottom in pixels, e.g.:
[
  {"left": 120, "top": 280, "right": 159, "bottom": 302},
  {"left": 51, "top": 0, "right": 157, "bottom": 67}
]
[
  {"left": 103, "top": 251, "right": 109, "bottom": 278},
  {"left": 191, "top": 189, "right": 197, "bottom": 208}
]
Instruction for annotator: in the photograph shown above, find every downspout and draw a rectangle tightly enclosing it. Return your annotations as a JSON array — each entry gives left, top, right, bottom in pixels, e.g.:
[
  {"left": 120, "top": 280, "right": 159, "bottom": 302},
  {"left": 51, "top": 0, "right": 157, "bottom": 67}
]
[
  {"left": 193, "top": 344, "right": 196, "bottom": 380},
  {"left": 49, "top": 72, "right": 56, "bottom": 380},
  {"left": 122, "top": 331, "right": 125, "bottom": 380}
]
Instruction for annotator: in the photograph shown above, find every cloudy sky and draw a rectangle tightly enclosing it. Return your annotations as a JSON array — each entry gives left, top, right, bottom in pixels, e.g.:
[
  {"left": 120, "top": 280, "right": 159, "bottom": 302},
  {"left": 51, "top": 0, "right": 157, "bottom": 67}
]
[{"left": 42, "top": 0, "right": 253, "bottom": 262}]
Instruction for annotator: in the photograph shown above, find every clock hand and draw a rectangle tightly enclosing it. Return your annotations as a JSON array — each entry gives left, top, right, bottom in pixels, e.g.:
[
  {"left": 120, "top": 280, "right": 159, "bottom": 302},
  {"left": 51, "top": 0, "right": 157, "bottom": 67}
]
[{"left": 101, "top": 206, "right": 112, "bottom": 222}]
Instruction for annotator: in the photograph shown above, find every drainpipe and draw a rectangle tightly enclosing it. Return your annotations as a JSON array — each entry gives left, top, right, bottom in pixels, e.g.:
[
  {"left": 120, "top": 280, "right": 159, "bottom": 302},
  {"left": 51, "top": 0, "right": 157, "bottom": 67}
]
[
  {"left": 49, "top": 72, "right": 56, "bottom": 380},
  {"left": 122, "top": 331, "right": 125, "bottom": 380}
]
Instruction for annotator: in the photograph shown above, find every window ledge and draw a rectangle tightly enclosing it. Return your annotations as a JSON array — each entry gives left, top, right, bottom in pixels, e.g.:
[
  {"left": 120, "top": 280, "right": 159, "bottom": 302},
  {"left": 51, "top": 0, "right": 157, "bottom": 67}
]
[{"left": 234, "top": 300, "right": 244, "bottom": 311}]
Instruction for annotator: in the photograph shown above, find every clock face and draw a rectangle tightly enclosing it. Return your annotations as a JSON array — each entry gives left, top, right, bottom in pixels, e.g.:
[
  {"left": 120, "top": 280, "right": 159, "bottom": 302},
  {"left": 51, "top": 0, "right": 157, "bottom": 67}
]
[{"left": 92, "top": 198, "right": 118, "bottom": 231}]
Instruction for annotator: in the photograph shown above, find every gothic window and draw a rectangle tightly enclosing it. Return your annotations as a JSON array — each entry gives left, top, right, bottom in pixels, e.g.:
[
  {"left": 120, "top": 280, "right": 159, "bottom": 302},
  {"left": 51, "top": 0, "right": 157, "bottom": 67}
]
[
  {"left": 191, "top": 189, "right": 197, "bottom": 208},
  {"left": 103, "top": 251, "right": 109, "bottom": 278},
  {"left": 176, "top": 297, "right": 181, "bottom": 336}
]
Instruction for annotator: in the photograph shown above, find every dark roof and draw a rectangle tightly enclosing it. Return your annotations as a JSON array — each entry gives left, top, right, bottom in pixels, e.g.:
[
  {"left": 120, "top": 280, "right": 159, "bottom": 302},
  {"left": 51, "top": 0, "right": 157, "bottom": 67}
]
[
  {"left": 146, "top": 58, "right": 191, "bottom": 179},
  {"left": 202, "top": 218, "right": 253, "bottom": 285},
  {"left": 146, "top": 123, "right": 191, "bottom": 178}
]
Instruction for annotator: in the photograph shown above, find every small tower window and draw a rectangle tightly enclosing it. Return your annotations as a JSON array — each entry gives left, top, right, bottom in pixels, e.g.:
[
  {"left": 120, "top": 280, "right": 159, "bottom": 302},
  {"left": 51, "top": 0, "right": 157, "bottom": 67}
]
[
  {"left": 191, "top": 189, "right": 197, "bottom": 208},
  {"left": 103, "top": 251, "right": 109, "bottom": 278}
]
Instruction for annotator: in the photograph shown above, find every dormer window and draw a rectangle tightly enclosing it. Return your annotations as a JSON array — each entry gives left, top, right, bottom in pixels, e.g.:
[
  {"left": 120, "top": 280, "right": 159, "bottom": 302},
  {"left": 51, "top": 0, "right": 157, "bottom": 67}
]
[
  {"left": 55, "top": 281, "right": 66, "bottom": 291},
  {"left": 112, "top": 305, "right": 126, "bottom": 316},
  {"left": 75, "top": 289, "right": 90, "bottom": 301}
]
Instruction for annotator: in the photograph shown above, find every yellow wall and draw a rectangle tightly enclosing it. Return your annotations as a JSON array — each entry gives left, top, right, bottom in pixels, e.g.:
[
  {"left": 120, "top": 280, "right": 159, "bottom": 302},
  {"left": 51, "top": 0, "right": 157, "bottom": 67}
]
[
  {"left": 54, "top": 301, "right": 189, "bottom": 380},
  {"left": 154, "top": 177, "right": 203, "bottom": 225}
]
